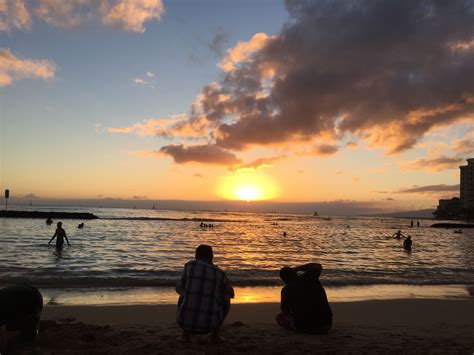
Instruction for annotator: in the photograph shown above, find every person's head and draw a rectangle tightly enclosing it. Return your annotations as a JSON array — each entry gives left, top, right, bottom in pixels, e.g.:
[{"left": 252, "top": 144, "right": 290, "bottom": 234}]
[
  {"left": 407, "top": 236, "right": 411, "bottom": 239},
  {"left": 57, "top": 222, "right": 62, "bottom": 228},
  {"left": 279, "top": 266, "right": 297, "bottom": 285},
  {"left": 195, "top": 244, "right": 213, "bottom": 262}
]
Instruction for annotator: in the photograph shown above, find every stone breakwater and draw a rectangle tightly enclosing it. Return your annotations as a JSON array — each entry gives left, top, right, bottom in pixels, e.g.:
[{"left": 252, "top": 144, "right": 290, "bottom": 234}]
[{"left": 0, "top": 210, "right": 98, "bottom": 219}]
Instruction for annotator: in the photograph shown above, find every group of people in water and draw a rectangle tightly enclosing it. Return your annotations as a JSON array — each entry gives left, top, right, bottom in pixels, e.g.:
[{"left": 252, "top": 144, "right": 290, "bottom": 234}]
[
  {"left": 392, "top": 230, "right": 412, "bottom": 251},
  {"left": 199, "top": 222, "right": 214, "bottom": 228}
]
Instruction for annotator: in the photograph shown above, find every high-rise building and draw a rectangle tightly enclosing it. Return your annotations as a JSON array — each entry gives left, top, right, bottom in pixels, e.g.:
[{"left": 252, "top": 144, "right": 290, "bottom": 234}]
[{"left": 460, "top": 158, "right": 474, "bottom": 210}]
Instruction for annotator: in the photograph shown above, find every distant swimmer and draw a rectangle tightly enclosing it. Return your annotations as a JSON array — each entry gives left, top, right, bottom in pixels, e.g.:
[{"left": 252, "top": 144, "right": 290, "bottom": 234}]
[
  {"left": 410, "top": 220, "right": 414, "bottom": 228},
  {"left": 48, "top": 222, "right": 70, "bottom": 249},
  {"left": 417, "top": 220, "right": 420, "bottom": 228},
  {"left": 283, "top": 231, "right": 287, "bottom": 237},
  {"left": 403, "top": 236, "right": 412, "bottom": 251},
  {"left": 392, "top": 230, "right": 405, "bottom": 239},
  {"left": 78, "top": 223, "right": 84, "bottom": 229},
  {"left": 46, "top": 218, "right": 53, "bottom": 225}
]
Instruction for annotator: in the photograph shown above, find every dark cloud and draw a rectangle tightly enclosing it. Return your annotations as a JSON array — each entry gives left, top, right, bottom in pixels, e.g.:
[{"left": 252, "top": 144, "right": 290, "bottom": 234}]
[
  {"left": 403, "top": 156, "right": 464, "bottom": 172},
  {"left": 193, "top": 173, "right": 203, "bottom": 178},
  {"left": 174, "top": 0, "right": 474, "bottom": 154},
  {"left": 385, "top": 197, "right": 396, "bottom": 201},
  {"left": 314, "top": 144, "right": 338, "bottom": 156},
  {"left": 229, "top": 155, "right": 285, "bottom": 171},
  {"left": 208, "top": 27, "right": 229, "bottom": 56},
  {"left": 158, "top": 144, "right": 242, "bottom": 165},
  {"left": 23, "top": 193, "right": 38, "bottom": 198},
  {"left": 397, "top": 184, "right": 460, "bottom": 193}
]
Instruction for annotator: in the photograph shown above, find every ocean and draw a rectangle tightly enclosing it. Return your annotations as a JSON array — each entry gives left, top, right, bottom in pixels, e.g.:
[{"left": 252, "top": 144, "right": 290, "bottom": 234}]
[{"left": 1, "top": 206, "right": 473, "bottom": 304}]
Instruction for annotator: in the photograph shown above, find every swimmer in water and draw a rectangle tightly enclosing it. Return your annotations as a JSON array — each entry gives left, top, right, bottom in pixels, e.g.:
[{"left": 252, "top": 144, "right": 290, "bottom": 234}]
[
  {"left": 48, "top": 222, "right": 70, "bottom": 249},
  {"left": 403, "top": 236, "right": 412, "bottom": 250},
  {"left": 392, "top": 230, "right": 405, "bottom": 239}
]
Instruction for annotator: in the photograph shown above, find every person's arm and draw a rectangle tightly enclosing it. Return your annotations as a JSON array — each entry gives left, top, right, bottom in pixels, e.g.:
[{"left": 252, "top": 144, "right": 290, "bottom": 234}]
[
  {"left": 64, "top": 233, "right": 71, "bottom": 246},
  {"left": 175, "top": 265, "right": 187, "bottom": 295},
  {"left": 280, "top": 287, "right": 290, "bottom": 313},
  {"left": 48, "top": 232, "right": 57, "bottom": 244},
  {"left": 293, "top": 263, "right": 322, "bottom": 273},
  {"left": 223, "top": 274, "right": 235, "bottom": 299}
]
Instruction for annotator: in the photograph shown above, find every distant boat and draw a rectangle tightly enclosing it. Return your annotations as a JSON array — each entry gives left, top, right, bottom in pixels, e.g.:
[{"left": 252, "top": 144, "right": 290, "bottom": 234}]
[{"left": 313, "top": 211, "right": 319, "bottom": 216}]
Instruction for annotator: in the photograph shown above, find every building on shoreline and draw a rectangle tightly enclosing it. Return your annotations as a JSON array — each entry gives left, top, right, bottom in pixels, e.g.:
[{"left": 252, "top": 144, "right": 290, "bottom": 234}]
[
  {"left": 460, "top": 158, "right": 474, "bottom": 211},
  {"left": 434, "top": 197, "right": 461, "bottom": 219},
  {"left": 434, "top": 158, "right": 473, "bottom": 220}
]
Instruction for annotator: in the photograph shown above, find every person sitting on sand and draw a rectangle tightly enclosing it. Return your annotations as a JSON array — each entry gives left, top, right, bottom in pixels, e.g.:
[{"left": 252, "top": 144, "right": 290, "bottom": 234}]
[
  {"left": 48, "top": 222, "right": 70, "bottom": 249},
  {"left": 276, "top": 263, "right": 332, "bottom": 334},
  {"left": 0, "top": 285, "right": 43, "bottom": 347},
  {"left": 403, "top": 236, "right": 412, "bottom": 250},
  {"left": 392, "top": 230, "right": 405, "bottom": 239},
  {"left": 176, "top": 245, "right": 234, "bottom": 343}
]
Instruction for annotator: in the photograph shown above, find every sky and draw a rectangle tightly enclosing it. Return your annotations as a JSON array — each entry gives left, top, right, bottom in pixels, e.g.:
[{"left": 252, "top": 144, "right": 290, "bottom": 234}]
[{"left": 1, "top": 0, "right": 474, "bottom": 213}]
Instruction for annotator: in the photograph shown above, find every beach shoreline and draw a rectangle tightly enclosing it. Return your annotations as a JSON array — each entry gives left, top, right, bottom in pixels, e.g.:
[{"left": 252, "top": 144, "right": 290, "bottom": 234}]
[{"left": 5, "top": 298, "right": 473, "bottom": 354}]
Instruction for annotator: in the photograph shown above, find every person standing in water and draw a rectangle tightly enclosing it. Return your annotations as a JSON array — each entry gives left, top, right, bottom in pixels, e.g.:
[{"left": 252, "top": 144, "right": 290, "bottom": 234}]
[
  {"left": 403, "top": 236, "right": 412, "bottom": 251},
  {"left": 392, "top": 230, "right": 406, "bottom": 239},
  {"left": 48, "top": 222, "right": 70, "bottom": 249}
]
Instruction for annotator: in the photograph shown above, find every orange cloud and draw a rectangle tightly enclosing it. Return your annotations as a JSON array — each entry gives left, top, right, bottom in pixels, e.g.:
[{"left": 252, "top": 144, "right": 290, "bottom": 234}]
[
  {"left": 0, "top": 0, "right": 31, "bottom": 32},
  {"left": 219, "top": 33, "right": 274, "bottom": 72},
  {"left": 3, "top": 0, "right": 163, "bottom": 33},
  {"left": 0, "top": 48, "right": 55, "bottom": 86},
  {"left": 402, "top": 156, "right": 464, "bottom": 172},
  {"left": 102, "top": 0, "right": 164, "bottom": 33}
]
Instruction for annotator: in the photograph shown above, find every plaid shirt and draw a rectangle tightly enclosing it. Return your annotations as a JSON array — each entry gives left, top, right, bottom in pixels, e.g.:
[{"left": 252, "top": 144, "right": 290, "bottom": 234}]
[{"left": 176, "top": 259, "right": 232, "bottom": 332}]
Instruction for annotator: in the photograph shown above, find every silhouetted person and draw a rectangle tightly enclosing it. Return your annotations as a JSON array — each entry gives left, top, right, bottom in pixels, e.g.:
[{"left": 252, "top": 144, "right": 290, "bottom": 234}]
[
  {"left": 45, "top": 218, "right": 53, "bottom": 225},
  {"left": 410, "top": 220, "right": 414, "bottom": 228},
  {"left": 78, "top": 223, "right": 84, "bottom": 229},
  {"left": 392, "top": 230, "right": 405, "bottom": 239},
  {"left": 404, "top": 236, "right": 412, "bottom": 251},
  {"left": 48, "top": 222, "right": 70, "bottom": 249},
  {"left": 417, "top": 220, "right": 420, "bottom": 228},
  {"left": 0, "top": 285, "right": 43, "bottom": 344},
  {"left": 277, "top": 263, "right": 332, "bottom": 334},
  {"left": 283, "top": 231, "right": 287, "bottom": 237},
  {"left": 176, "top": 245, "right": 234, "bottom": 343}
]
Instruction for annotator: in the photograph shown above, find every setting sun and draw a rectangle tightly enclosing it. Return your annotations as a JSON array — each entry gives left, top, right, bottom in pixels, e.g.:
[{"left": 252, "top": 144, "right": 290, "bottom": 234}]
[{"left": 217, "top": 172, "right": 279, "bottom": 201}]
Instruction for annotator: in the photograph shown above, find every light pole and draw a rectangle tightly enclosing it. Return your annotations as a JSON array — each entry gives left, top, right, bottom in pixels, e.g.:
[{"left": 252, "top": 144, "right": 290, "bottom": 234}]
[{"left": 4, "top": 189, "right": 9, "bottom": 211}]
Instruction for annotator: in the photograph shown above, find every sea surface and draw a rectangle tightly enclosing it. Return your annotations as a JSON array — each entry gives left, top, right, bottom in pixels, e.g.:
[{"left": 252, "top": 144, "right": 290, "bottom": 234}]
[{"left": 0, "top": 206, "right": 473, "bottom": 304}]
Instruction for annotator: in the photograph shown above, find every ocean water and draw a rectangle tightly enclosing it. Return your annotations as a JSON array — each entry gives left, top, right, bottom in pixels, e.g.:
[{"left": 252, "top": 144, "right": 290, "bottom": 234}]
[{"left": 1, "top": 206, "right": 473, "bottom": 293}]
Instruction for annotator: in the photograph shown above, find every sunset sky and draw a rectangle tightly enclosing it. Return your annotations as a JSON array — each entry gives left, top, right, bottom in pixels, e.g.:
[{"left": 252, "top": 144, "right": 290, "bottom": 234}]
[{"left": 1, "top": 0, "right": 474, "bottom": 212}]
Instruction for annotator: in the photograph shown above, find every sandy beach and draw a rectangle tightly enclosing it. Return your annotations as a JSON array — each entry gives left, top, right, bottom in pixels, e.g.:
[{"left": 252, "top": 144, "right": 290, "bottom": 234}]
[{"left": 4, "top": 298, "right": 473, "bottom": 354}]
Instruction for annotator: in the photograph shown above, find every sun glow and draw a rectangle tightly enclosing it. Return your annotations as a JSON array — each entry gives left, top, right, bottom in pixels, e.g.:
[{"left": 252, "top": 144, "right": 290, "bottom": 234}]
[{"left": 217, "top": 172, "right": 279, "bottom": 201}]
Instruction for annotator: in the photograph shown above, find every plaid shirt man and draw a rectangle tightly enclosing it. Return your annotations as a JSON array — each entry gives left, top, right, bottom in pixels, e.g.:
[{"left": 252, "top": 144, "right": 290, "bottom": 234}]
[{"left": 176, "top": 259, "right": 232, "bottom": 333}]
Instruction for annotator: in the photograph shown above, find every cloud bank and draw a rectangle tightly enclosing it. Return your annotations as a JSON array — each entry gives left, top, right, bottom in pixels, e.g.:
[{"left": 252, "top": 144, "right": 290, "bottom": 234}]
[
  {"left": 397, "top": 184, "right": 460, "bottom": 194},
  {"left": 1, "top": 0, "right": 164, "bottom": 33},
  {"left": 152, "top": 0, "right": 474, "bottom": 165}
]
